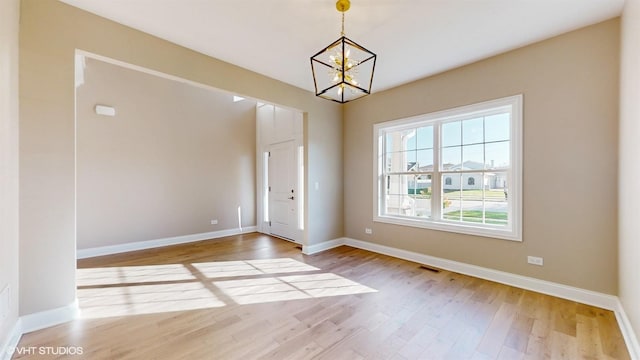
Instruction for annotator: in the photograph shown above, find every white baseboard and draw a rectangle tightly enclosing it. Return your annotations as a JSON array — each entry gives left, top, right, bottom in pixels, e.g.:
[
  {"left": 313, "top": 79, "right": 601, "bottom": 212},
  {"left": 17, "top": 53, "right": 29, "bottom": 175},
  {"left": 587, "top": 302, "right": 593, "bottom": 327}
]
[
  {"left": 0, "top": 319, "right": 22, "bottom": 360},
  {"left": 77, "top": 226, "right": 257, "bottom": 259},
  {"left": 19, "top": 299, "right": 79, "bottom": 335},
  {"left": 308, "top": 236, "right": 620, "bottom": 308},
  {"left": 614, "top": 298, "right": 640, "bottom": 360},
  {"left": 342, "top": 237, "right": 618, "bottom": 310},
  {"left": 302, "top": 237, "right": 346, "bottom": 255},
  {"left": 1, "top": 300, "right": 79, "bottom": 359}
]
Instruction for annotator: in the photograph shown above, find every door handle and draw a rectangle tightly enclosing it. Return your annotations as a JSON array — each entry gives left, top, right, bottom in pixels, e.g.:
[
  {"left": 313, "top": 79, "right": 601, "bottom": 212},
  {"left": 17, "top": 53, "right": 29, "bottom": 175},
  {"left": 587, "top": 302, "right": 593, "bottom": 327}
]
[{"left": 288, "top": 196, "right": 295, "bottom": 200}]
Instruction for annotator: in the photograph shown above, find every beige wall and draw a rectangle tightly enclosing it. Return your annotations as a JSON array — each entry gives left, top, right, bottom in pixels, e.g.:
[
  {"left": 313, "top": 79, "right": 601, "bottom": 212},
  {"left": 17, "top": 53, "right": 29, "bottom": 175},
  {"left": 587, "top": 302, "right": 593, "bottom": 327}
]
[
  {"left": 20, "top": 0, "right": 342, "bottom": 316},
  {"left": 308, "top": 106, "right": 344, "bottom": 245},
  {"left": 344, "top": 19, "right": 620, "bottom": 294},
  {"left": 0, "top": 0, "right": 20, "bottom": 348},
  {"left": 77, "top": 58, "right": 257, "bottom": 249},
  {"left": 619, "top": 0, "right": 640, "bottom": 347}
]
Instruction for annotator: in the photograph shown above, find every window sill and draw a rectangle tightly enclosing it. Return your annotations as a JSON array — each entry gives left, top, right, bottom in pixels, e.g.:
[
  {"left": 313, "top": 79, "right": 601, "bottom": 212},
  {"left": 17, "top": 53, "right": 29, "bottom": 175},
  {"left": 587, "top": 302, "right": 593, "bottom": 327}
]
[{"left": 374, "top": 215, "right": 522, "bottom": 242}]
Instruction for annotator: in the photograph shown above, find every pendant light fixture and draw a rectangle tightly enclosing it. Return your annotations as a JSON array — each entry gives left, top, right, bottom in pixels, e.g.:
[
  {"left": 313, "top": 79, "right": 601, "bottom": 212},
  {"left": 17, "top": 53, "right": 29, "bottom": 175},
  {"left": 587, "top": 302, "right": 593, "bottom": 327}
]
[{"left": 310, "top": 0, "right": 376, "bottom": 103}]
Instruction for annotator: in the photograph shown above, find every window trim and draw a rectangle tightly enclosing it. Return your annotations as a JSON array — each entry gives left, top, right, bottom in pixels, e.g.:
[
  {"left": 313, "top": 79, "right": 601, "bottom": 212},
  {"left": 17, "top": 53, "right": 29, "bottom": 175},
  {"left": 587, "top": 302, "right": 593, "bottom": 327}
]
[{"left": 373, "top": 94, "right": 523, "bottom": 241}]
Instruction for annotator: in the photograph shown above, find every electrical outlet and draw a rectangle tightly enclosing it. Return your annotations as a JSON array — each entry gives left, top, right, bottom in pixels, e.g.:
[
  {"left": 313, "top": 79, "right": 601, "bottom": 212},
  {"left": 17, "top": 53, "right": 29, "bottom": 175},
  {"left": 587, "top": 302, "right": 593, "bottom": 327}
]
[
  {"left": 210, "top": 219, "right": 218, "bottom": 225},
  {"left": 527, "top": 256, "right": 544, "bottom": 266},
  {"left": 365, "top": 228, "right": 372, "bottom": 234}
]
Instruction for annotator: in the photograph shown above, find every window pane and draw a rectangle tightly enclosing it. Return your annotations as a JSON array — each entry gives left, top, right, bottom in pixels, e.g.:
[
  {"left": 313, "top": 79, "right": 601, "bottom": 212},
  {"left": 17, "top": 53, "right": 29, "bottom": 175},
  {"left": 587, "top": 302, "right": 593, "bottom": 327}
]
[
  {"left": 407, "top": 175, "right": 417, "bottom": 194},
  {"left": 462, "top": 144, "right": 484, "bottom": 168},
  {"left": 487, "top": 171, "right": 508, "bottom": 192},
  {"left": 485, "top": 113, "right": 510, "bottom": 142},
  {"left": 462, "top": 174, "right": 483, "bottom": 195},
  {"left": 441, "top": 146, "right": 461, "bottom": 170},
  {"left": 386, "top": 175, "right": 405, "bottom": 195},
  {"left": 486, "top": 171, "right": 509, "bottom": 226},
  {"left": 385, "top": 133, "right": 395, "bottom": 153},
  {"left": 442, "top": 121, "right": 461, "bottom": 147},
  {"left": 463, "top": 117, "right": 484, "bottom": 145},
  {"left": 385, "top": 195, "right": 401, "bottom": 215},
  {"left": 460, "top": 174, "right": 484, "bottom": 223},
  {"left": 387, "top": 151, "right": 415, "bottom": 172},
  {"left": 403, "top": 151, "right": 417, "bottom": 171},
  {"left": 408, "top": 174, "right": 432, "bottom": 196},
  {"left": 417, "top": 149, "right": 433, "bottom": 170},
  {"left": 386, "top": 174, "right": 413, "bottom": 216},
  {"left": 442, "top": 174, "right": 462, "bottom": 221},
  {"left": 485, "top": 141, "right": 510, "bottom": 169},
  {"left": 404, "top": 129, "right": 417, "bottom": 151},
  {"left": 417, "top": 126, "right": 433, "bottom": 150},
  {"left": 444, "top": 173, "right": 482, "bottom": 224},
  {"left": 386, "top": 130, "right": 417, "bottom": 153},
  {"left": 409, "top": 174, "right": 431, "bottom": 218}
]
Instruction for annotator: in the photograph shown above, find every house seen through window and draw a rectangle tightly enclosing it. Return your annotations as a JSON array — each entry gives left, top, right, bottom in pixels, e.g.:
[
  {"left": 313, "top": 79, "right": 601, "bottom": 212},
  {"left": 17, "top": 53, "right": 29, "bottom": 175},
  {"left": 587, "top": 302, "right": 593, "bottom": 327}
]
[{"left": 374, "top": 95, "right": 522, "bottom": 241}]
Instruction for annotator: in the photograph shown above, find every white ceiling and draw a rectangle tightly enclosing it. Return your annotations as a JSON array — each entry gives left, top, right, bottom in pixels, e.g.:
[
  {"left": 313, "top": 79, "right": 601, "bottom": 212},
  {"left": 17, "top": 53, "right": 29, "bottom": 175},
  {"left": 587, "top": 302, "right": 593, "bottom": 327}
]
[{"left": 60, "top": 0, "right": 624, "bottom": 93}]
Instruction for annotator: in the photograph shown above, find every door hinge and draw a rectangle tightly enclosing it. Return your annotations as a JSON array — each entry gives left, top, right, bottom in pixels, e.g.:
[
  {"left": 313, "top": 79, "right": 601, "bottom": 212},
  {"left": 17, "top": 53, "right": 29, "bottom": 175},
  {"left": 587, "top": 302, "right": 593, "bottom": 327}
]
[
  {"left": 268, "top": 151, "right": 271, "bottom": 157},
  {"left": 268, "top": 186, "right": 271, "bottom": 192},
  {"left": 268, "top": 221, "right": 272, "bottom": 227}
]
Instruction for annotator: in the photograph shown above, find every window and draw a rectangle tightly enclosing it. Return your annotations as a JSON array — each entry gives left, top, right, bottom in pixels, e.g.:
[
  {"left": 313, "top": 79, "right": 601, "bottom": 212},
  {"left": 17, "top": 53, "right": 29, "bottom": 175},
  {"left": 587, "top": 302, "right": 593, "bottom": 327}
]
[{"left": 374, "top": 95, "right": 522, "bottom": 241}]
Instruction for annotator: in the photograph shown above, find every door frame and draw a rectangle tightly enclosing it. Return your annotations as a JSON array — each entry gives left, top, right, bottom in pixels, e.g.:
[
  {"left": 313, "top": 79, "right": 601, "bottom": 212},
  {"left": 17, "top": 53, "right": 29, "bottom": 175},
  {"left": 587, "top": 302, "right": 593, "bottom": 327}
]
[{"left": 256, "top": 103, "right": 304, "bottom": 243}]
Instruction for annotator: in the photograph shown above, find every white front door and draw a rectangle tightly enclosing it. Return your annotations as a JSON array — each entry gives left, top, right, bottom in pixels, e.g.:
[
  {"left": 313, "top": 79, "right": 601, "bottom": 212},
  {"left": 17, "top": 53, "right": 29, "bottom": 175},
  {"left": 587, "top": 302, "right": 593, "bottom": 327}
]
[{"left": 268, "top": 140, "right": 298, "bottom": 242}]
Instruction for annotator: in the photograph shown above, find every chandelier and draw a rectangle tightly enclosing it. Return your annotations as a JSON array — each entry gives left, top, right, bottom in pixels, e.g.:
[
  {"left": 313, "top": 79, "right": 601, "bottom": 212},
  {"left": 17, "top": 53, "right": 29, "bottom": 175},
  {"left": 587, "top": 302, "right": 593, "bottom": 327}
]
[{"left": 310, "top": 0, "right": 376, "bottom": 103}]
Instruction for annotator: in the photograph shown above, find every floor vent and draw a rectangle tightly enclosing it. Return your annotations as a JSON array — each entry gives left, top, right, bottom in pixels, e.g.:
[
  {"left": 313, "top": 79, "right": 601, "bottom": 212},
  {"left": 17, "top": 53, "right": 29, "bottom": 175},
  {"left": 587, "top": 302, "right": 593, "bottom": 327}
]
[{"left": 419, "top": 265, "right": 441, "bottom": 273}]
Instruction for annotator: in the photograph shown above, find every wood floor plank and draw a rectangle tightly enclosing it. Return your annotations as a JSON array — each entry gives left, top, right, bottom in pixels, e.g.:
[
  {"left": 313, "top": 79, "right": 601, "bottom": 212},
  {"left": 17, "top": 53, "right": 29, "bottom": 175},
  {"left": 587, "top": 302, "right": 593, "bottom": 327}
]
[
  {"left": 11, "top": 233, "right": 630, "bottom": 360},
  {"left": 576, "top": 313, "right": 604, "bottom": 359},
  {"left": 504, "top": 312, "right": 535, "bottom": 352},
  {"left": 550, "top": 330, "right": 579, "bottom": 359},
  {"left": 443, "top": 323, "right": 485, "bottom": 359},
  {"left": 477, "top": 303, "right": 518, "bottom": 358}
]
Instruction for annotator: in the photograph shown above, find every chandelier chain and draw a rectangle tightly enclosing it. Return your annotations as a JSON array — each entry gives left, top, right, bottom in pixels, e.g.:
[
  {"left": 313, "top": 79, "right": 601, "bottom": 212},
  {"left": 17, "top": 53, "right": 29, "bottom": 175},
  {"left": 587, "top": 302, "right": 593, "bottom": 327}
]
[{"left": 341, "top": 12, "right": 345, "bottom": 36}]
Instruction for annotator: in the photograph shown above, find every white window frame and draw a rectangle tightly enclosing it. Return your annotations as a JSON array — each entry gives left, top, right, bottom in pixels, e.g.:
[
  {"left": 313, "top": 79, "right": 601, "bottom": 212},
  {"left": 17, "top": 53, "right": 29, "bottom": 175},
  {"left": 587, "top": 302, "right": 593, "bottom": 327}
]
[{"left": 373, "top": 94, "right": 523, "bottom": 241}]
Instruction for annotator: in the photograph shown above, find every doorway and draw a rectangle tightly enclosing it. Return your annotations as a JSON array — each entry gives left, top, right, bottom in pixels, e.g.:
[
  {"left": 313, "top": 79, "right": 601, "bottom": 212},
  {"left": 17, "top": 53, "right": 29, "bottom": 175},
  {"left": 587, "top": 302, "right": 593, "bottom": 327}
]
[{"left": 256, "top": 104, "right": 304, "bottom": 244}]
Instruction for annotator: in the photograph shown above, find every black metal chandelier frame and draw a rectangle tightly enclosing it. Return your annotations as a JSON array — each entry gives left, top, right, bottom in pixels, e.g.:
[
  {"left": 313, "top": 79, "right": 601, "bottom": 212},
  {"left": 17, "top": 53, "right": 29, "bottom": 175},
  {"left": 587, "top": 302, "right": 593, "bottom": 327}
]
[
  {"left": 310, "top": 36, "right": 376, "bottom": 103},
  {"left": 310, "top": 0, "right": 377, "bottom": 104}
]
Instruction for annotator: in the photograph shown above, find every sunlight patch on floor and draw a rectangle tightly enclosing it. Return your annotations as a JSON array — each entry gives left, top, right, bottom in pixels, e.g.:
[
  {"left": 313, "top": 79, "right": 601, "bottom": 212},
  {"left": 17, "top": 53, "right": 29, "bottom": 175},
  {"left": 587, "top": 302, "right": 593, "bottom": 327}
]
[
  {"left": 214, "top": 273, "right": 376, "bottom": 305},
  {"left": 77, "top": 264, "right": 195, "bottom": 286},
  {"left": 77, "top": 258, "right": 376, "bottom": 318},
  {"left": 78, "top": 282, "right": 225, "bottom": 318},
  {"left": 191, "top": 258, "right": 320, "bottom": 278}
]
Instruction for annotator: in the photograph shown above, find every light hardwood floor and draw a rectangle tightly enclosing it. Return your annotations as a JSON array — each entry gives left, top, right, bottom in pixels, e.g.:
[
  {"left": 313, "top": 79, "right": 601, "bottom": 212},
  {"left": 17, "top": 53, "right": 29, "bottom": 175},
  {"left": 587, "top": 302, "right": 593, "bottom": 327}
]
[{"left": 13, "top": 233, "right": 630, "bottom": 359}]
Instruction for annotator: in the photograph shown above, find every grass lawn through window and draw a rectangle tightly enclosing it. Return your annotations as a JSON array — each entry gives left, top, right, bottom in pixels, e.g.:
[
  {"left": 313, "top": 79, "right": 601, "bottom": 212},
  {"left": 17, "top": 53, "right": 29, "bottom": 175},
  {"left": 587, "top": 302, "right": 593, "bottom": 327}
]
[{"left": 443, "top": 210, "right": 507, "bottom": 225}]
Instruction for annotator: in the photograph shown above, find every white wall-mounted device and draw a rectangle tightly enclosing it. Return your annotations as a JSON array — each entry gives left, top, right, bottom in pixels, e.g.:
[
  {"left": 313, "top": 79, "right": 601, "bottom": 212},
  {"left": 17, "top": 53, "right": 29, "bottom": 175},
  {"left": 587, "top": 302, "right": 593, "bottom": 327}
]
[{"left": 95, "top": 104, "right": 116, "bottom": 117}]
